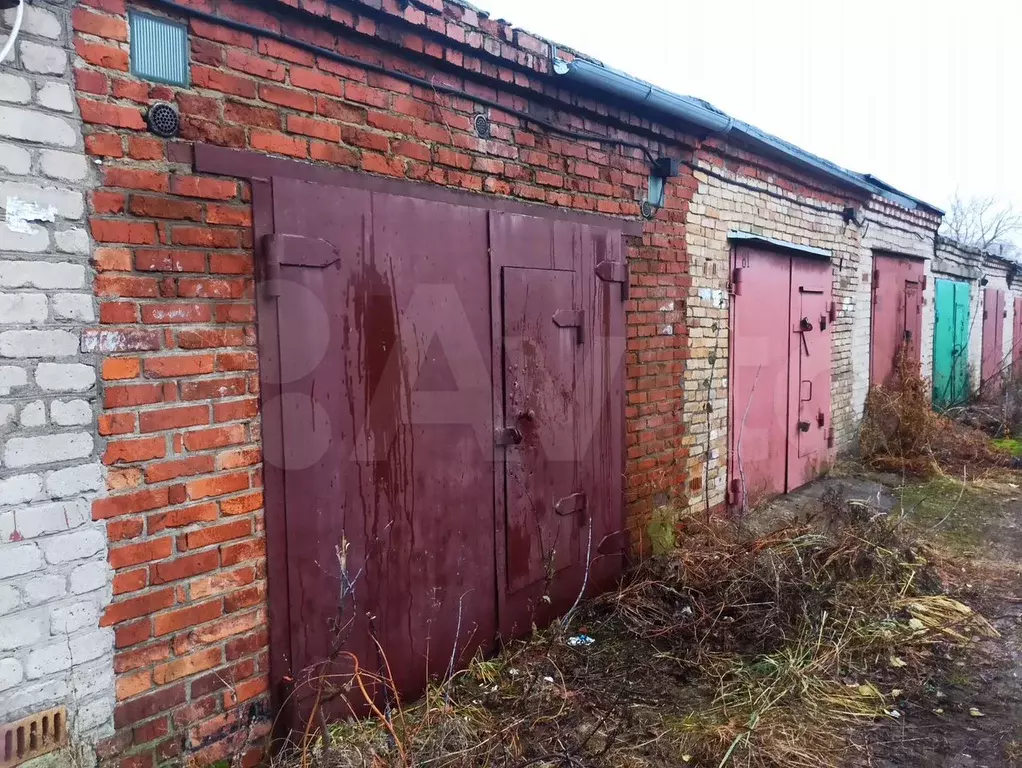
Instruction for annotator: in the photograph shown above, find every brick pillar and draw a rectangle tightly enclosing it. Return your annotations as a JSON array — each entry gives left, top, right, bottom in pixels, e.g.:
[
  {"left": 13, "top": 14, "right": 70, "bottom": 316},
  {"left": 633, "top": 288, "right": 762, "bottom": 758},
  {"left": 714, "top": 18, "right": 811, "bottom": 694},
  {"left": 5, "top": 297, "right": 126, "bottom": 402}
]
[{"left": 0, "top": 0, "right": 115, "bottom": 756}]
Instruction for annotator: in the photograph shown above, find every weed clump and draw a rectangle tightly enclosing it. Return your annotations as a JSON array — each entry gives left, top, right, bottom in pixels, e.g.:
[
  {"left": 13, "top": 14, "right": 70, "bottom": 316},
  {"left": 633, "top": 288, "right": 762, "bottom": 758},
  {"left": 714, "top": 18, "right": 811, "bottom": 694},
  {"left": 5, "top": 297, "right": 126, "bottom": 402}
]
[{"left": 860, "top": 348, "right": 1009, "bottom": 475}]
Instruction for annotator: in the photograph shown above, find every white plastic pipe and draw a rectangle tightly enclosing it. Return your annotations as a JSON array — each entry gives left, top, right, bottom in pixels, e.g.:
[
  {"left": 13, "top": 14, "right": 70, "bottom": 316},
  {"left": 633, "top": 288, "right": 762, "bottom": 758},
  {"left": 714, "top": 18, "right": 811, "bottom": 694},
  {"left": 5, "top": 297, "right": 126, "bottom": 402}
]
[{"left": 0, "top": 0, "right": 25, "bottom": 66}]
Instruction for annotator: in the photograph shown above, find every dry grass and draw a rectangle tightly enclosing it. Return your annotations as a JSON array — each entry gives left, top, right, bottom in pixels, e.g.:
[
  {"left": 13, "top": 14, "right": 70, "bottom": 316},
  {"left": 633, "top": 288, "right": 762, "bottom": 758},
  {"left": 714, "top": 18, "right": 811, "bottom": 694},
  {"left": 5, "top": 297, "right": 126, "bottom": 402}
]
[
  {"left": 860, "top": 348, "right": 1010, "bottom": 475},
  {"left": 272, "top": 492, "right": 996, "bottom": 768}
]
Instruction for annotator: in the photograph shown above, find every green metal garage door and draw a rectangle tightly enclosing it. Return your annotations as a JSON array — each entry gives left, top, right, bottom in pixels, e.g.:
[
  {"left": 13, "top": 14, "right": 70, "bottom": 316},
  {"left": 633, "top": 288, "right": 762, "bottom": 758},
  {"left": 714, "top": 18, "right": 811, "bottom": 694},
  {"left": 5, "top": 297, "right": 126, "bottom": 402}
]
[{"left": 933, "top": 278, "right": 971, "bottom": 408}]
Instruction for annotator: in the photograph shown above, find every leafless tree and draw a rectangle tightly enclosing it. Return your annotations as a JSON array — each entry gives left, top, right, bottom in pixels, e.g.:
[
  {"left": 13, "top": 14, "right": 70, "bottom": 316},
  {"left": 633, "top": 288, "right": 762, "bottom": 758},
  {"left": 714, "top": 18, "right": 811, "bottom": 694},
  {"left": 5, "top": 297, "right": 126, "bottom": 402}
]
[{"left": 941, "top": 191, "right": 1022, "bottom": 256}]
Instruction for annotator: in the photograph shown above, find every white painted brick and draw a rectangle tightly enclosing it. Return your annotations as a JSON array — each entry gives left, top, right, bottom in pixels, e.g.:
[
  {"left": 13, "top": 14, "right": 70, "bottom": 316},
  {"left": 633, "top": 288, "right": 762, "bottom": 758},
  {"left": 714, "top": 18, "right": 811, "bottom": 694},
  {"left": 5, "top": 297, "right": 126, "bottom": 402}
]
[
  {"left": 0, "top": 584, "right": 20, "bottom": 615},
  {"left": 0, "top": 261, "right": 85, "bottom": 289},
  {"left": 19, "top": 399, "right": 46, "bottom": 427},
  {"left": 40, "top": 150, "right": 88, "bottom": 182},
  {"left": 0, "top": 141, "right": 31, "bottom": 174},
  {"left": 70, "top": 560, "right": 108, "bottom": 595},
  {"left": 0, "top": 472, "right": 42, "bottom": 505},
  {"left": 0, "top": 658, "right": 22, "bottom": 692},
  {"left": 0, "top": 543, "right": 42, "bottom": 578},
  {"left": 70, "top": 653, "right": 114, "bottom": 697},
  {"left": 25, "top": 642, "right": 71, "bottom": 678},
  {"left": 14, "top": 498, "right": 90, "bottom": 538},
  {"left": 71, "top": 631, "right": 113, "bottom": 666},
  {"left": 0, "top": 221, "right": 49, "bottom": 252},
  {"left": 0, "top": 292, "right": 47, "bottom": 324},
  {"left": 0, "top": 364, "right": 27, "bottom": 394},
  {"left": 0, "top": 404, "right": 12, "bottom": 426},
  {"left": 0, "top": 610, "right": 46, "bottom": 651},
  {"left": 23, "top": 574, "right": 65, "bottom": 605},
  {"left": 18, "top": 41, "right": 67, "bottom": 75},
  {"left": 0, "top": 182, "right": 83, "bottom": 220},
  {"left": 36, "top": 82, "right": 74, "bottom": 113},
  {"left": 50, "top": 398, "right": 92, "bottom": 426},
  {"left": 0, "top": 329, "right": 78, "bottom": 358},
  {"left": 35, "top": 362, "right": 95, "bottom": 391},
  {"left": 76, "top": 696, "right": 114, "bottom": 732},
  {"left": 45, "top": 461, "right": 102, "bottom": 498},
  {"left": 1, "top": 677, "right": 68, "bottom": 718},
  {"left": 0, "top": 73, "right": 30, "bottom": 105},
  {"left": 0, "top": 510, "right": 13, "bottom": 541},
  {"left": 54, "top": 227, "right": 90, "bottom": 255},
  {"left": 51, "top": 601, "right": 99, "bottom": 634},
  {"left": 0, "top": 105, "right": 76, "bottom": 147},
  {"left": 4, "top": 432, "right": 93, "bottom": 467},
  {"left": 4, "top": 4, "right": 62, "bottom": 40},
  {"left": 38, "top": 528, "right": 104, "bottom": 564},
  {"left": 51, "top": 293, "right": 94, "bottom": 321}
]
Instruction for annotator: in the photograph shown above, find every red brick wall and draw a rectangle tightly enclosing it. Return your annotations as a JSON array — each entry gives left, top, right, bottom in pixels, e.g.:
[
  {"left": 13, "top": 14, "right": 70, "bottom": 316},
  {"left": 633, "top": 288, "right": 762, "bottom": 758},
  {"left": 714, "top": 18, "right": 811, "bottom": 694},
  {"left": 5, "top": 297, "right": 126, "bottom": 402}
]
[{"left": 73, "top": 0, "right": 696, "bottom": 763}]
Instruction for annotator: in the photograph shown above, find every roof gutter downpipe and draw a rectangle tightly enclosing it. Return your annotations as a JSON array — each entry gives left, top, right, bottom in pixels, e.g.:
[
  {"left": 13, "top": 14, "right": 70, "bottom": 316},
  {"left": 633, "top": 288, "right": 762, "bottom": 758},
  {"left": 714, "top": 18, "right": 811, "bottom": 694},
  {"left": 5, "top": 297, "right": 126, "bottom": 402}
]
[{"left": 553, "top": 57, "right": 735, "bottom": 135}]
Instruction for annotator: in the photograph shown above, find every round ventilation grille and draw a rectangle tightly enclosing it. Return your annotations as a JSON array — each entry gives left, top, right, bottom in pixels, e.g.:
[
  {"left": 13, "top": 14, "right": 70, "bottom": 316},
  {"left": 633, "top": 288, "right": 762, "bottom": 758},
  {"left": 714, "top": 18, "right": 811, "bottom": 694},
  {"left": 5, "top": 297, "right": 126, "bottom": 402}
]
[
  {"left": 473, "top": 113, "right": 491, "bottom": 139},
  {"left": 146, "top": 102, "right": 180, "bottom": 138}
]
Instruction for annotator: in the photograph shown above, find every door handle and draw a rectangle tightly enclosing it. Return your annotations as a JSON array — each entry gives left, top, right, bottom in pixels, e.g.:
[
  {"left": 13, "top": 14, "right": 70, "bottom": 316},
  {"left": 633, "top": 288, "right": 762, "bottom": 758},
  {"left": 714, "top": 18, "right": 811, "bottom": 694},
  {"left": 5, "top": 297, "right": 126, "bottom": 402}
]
[
  {"left": 495, "top": 427, "right": 523, "bottom": 446},
  {"left": 800, "top": 380, "right": 813, "bottom": 402}
]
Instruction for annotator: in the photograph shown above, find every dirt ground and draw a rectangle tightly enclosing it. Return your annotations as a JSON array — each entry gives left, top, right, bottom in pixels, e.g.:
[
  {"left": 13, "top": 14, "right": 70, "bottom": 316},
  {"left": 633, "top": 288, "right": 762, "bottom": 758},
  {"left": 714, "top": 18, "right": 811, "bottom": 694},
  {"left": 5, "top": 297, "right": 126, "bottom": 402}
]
[{"left": 759, "top": 465, "right": 1022, "bottom": 767}]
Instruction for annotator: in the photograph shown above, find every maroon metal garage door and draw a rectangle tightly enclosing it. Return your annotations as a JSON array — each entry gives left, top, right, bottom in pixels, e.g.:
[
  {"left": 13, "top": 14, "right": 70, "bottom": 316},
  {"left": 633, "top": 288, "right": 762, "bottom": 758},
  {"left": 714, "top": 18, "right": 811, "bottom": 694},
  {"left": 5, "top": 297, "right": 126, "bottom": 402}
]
[
  {"left": 870, "top": 253, "right": 925, "bottom": 387},
  {"left": 729, "top": 246, "right": 833, "bottom": 509},
  {"left": 981, "top": 287, "right": 1006, "bottom": 394},
  {"left": 253, "top": 174, "right": 627, "bottom": 728}
]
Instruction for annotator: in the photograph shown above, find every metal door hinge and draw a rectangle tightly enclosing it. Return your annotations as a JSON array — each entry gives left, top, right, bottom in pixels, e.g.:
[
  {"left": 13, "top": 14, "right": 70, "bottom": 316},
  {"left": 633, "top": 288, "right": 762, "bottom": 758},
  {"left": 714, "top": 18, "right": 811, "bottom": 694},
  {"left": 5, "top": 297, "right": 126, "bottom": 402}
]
[
  {"left": 826, "top": 427, "right": 834, "bottom": 448},
  {"left": 552, "top": 309, "right": 584, "bottom": 344},
  {"left": 727, "top": 477, "right": 742, "bottom": 505},
  {"left": 595, "top": 260, "right": 629, "bottom": 300},
  {"left": 260, "top": 234, "right": 282, "bottom": 296},
  {"left": 729, "top": 267, "right": 743, "bottom": 296},
  {"left": 259, "top": 234, "right": 341, "bottom": 297},
  {"left": 554, "top": 492, "right": 586, "bottom": 516}
]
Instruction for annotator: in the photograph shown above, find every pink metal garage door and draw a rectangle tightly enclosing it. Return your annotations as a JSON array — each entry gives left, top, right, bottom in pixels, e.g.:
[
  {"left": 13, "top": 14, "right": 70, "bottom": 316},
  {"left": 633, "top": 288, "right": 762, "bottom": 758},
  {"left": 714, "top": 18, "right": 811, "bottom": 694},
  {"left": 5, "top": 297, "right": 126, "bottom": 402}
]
[
  {"left": 1013, "top": 296, "right": 1022, "bottom": 371},
  {"left": 981, "top": 287, "right": 1006, "bottom": 393},
  {"left": 729, "top": 247, "right": 833, "bottom": 508},
  {"left": 870, "top": 254, "right": 925, "bottom": 388}
]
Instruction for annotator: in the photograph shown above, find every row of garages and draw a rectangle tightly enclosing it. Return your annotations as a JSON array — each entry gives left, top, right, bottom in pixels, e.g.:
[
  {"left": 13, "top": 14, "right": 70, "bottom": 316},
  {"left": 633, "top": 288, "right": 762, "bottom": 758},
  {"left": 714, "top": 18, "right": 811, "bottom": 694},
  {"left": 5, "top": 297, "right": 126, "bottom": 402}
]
[{"left": 2, "top": 0, "right": 1020, "bottom": 762}]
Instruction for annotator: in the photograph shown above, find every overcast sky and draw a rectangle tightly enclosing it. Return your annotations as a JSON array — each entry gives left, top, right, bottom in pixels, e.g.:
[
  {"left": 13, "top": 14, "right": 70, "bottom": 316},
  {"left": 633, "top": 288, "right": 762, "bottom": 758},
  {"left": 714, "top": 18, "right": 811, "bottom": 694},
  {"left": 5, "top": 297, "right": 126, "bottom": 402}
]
[{"left": 474, "top": 0, "right": 1020, "bottom": 225}]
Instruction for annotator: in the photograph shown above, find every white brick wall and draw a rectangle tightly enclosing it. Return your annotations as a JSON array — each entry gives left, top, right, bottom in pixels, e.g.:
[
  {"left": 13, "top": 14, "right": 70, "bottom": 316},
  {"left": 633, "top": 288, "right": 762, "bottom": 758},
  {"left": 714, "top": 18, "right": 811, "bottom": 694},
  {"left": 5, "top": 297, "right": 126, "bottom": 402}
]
[{"left": 0, "top": 0, "right": 113, "bottom": 753}]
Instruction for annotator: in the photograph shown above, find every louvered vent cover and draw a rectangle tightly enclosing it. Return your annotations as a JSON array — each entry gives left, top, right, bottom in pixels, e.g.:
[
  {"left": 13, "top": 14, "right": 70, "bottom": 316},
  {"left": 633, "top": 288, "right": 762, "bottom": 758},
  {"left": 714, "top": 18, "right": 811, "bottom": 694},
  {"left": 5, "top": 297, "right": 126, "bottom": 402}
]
[
  {"left": 1, "top": 707, "right": 67, "bottom": 768},
  {"left": 129, "top": 10, "right": 189, "bottom": 87}
]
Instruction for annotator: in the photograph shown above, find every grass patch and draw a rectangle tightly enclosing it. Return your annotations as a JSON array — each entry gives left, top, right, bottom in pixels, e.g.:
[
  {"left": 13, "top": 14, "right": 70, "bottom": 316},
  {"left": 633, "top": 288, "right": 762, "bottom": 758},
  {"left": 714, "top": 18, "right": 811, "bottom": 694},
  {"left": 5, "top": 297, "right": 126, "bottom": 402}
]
[
  {"left": 992, "top": 437, "right": 1022, "bottom": 456},
  {"left": 896, "top": 475, "right": 996, "bottom": 551}
]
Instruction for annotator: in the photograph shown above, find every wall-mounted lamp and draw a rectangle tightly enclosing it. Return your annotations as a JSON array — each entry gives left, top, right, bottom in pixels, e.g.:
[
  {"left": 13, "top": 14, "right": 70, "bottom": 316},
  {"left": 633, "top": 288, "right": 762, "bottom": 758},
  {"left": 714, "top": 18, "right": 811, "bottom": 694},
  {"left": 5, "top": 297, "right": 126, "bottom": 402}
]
[{"left": 641, "top": 157, "right": 680, "bottom": 220}]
